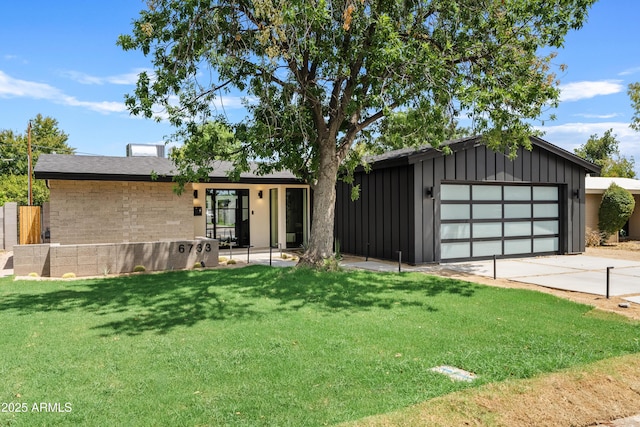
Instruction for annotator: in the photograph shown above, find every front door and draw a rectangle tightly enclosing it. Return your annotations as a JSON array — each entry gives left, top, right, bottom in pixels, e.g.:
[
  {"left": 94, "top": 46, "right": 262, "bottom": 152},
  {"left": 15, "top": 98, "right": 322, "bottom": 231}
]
[
  {"left": 206, "top": 189, "right": 250, "bottom": 247},
  {"left": 286, "top": 188, "right": 308, "bottom": 248}
]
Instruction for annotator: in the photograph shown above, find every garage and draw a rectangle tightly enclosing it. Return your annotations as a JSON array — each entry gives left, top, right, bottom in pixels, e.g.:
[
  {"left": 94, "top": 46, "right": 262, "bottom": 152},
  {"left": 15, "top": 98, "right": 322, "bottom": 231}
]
[
  {"left": 440, "top": 183, "right": 560, "bottom": 261},
  {"left": 334, "top": 136, "right": 599, "bottom": 264}
]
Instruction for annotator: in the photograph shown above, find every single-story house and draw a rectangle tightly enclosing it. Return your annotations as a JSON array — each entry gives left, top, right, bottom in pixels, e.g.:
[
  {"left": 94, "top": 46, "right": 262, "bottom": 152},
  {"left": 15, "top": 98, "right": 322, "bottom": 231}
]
[
  {"left": 585, "top": 176, "right": 640, "bottom": 241},
  {"left": 334, "top": 136, "right": 599, "bottom": 264},
  {"left": 34, "top": 154, "right": 311, "bottom": 250}
]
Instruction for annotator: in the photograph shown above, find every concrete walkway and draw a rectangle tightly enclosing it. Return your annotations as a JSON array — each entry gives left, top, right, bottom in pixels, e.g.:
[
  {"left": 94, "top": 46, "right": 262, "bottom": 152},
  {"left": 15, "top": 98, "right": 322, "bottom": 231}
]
[{"left": 0, "top": 251, "right": 12, "bottom": 277}]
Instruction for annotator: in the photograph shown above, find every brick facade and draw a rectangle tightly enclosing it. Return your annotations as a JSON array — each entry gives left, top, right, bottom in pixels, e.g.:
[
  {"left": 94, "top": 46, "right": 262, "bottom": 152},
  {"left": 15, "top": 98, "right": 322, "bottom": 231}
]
[{"left": 48, "top": 180, "right": 194, "bottom": 244}]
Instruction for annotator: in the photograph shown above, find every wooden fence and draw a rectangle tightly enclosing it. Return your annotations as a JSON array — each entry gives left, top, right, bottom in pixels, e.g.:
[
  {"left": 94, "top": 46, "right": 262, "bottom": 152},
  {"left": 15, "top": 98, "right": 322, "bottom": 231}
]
[{"left": 19, "top": 206, "right": 41, "bottom": 245}]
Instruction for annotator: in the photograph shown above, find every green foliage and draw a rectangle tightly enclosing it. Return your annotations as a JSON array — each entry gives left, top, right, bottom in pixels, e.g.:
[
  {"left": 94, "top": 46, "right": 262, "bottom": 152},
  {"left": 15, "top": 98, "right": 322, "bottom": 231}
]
[
  {"left": 0, "top": 114, "right": 75, "bottom": 205},
  {"left": 0, "top": 267, "right": 639, "bottom": 425},
  {"left": 169, "top": 120, "right": 243, "bottom": 191},
  {"left": 377, "top": 109, "right": 472, "bottom": 153},
  {"left": 119, "top": 0, "right": 596, "bottom": 261},
  {"left": 574, "top": 129, "right": 635, "bottom": 178},
  {"left": 0, "top": 175, "right": 49, "bottom": 206},
  {"left": 598, "top": 183, "right": 636, "bottom": 239},
  {"left": 133, "top": 265, "right": 147, "bottom": 273},
  {"left": 629, "top": 82, "right": 640, "bottom": 132}
]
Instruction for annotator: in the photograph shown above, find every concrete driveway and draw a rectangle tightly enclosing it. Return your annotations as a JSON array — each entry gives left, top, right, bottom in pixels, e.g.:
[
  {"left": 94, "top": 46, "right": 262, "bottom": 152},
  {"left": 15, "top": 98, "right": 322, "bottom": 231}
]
[
  {"left": 445, "top": 255, "right": 640, "bottom": 301},
  {"left": 344, "top": 254, "right": 640, "bottom": 303}
]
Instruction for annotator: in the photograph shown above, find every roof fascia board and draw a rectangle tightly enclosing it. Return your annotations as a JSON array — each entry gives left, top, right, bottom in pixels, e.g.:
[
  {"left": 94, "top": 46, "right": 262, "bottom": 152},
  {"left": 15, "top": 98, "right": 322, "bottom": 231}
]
[
  {"left": 37, "top": 172, "right": 303, "bottom": 185},
  {"left": 529, "top": 136, "right": 600, "bottom": 174}
]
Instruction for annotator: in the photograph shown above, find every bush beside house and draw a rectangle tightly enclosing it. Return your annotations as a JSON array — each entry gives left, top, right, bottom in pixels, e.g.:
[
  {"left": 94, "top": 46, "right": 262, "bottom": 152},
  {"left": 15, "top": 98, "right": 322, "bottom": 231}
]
[{"left": 598, "top": 183, "right": 636, "bottom": 242}]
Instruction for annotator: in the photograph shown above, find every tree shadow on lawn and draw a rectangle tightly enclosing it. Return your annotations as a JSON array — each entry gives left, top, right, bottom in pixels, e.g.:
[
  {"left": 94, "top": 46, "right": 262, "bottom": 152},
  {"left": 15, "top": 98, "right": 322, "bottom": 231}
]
[{"left": 0, "top": 266, "right": 478, "bottom": 336}]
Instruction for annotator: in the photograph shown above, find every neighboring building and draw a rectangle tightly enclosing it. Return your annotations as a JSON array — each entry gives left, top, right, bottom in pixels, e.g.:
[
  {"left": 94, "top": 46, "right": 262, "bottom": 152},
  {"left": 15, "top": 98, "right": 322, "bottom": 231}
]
[
  {"left": 34, "top": 154, "right": 310, "bottom": 250},
  {"left": 585, "top": 176, "right": 640, "bottom": 241},
  {"left": 335, "top": 136, "right": 599, "bottom": 264}
]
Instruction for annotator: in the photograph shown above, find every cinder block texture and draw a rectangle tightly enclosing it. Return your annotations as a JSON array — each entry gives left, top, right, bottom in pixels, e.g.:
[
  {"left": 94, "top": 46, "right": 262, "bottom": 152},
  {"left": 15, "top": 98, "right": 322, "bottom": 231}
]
[
  {"left": 13, "top": 244, "right": 51, "bottom": 276},
  {"left": 2, "top": 202, "right": 18, "bottom": 250},
  {"left": 48, "top": 180, "right": 193, "bottom": 245},
  {"left": 15, "top": 239, "right": 219, "bottom": 278}
]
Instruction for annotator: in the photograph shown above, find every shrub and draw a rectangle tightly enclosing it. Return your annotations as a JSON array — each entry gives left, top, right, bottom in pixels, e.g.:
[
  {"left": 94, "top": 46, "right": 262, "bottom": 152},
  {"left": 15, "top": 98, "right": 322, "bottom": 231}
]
[
  {"left": 62, "top": 272, "right": 76, "bottom": 279},
  {"left": 28, "top": 272, "right": 39, "bottom": 277},
  {"left": 133, "top": 265, "right": 146, "bottom": 273},
  {"left": 322, "top": 256, "right": 342, "bottom": 272},
  {"left": 598, "top": 183, "right": 635, "bottom": 240},
  {"left": 585, "top": 227, "right": 604, "bottom": 247},
  {"left": 227, "top": 259, "right": 237, "bottom": 265}
]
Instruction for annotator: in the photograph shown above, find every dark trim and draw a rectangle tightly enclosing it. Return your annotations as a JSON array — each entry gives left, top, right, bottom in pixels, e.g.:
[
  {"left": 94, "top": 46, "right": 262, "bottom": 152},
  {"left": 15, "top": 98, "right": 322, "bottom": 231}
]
[
  {"left": 35, "top": 171, "right": 303, "bottom": 185},
  {"left": 364, "top": 136, "right": 600, "bottom": 175},
  {"left": 440, "top": 251, "right": 559, "bottom": 264}
]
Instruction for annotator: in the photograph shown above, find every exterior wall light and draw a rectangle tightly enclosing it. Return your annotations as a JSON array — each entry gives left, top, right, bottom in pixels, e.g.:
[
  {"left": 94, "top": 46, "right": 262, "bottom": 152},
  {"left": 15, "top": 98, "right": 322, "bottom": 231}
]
[
  {"left": 425, "top": 186, "right": 433, "bottom": 198},
  {"left": 258, "top": 190, "right": 263, "bottom": 199}
]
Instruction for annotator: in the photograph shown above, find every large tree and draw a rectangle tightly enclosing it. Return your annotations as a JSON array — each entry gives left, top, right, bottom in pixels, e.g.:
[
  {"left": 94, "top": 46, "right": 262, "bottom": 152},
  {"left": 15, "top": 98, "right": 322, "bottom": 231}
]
[
  {"left": 0, "top": 114, "right": 75, "bottom": 205},
  {"left": 119, "top": 0, "right": 595, "bottom": 267},
  {"left": 574, "top": 129, "right": 635, "bottom": 178}
]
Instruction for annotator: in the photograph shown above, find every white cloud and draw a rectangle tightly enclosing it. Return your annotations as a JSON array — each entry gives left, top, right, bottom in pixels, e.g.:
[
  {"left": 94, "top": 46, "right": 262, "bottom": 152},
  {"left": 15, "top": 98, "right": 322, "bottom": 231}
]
[
  {"left": 60, "top": 69, "right": 147, "bottom": 85},
  {"left": 559, "top": 80, "right": 624, "bottom": 102},
  {"left": 536, "top": 121, "right": 640, "bottom": 172},
  {"left": 0, "top": 70, "right": 62, "bottom": 99},
  {"left": 572, "top": 113, "right": 621, "bottom": 119},
  {"left": 619, "top": 66, "right": 640, "bottom": 76},
  {"left": 0, "top": 70, "right": 126, "bottom": 114}
]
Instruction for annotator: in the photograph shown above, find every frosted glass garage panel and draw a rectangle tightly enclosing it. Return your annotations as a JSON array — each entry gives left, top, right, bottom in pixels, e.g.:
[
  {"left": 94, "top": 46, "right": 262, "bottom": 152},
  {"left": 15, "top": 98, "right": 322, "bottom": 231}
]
[
  {"left": 473, "top": 185, "right": 501, "bottom": 200},
  {"left": 533, "top": 220, "right": 559, "bottom": 235},
  {"left": 473, "top": 204, "right": 502, "bottom": 219},
  {"left": 533, "top": 203, "right": 558, "bottom": 218},
  {"left": 504, "top": 186, "right": 531, "bottom": 200},
  {"left": 441, "top": 204, "right": 470, "bottom": 220},
  {"left": 441, "top": 185, "right": 470, "bottom": 200},
  {"left": 504, "top": 204, "right": 531, "bottom": 218},
  {"left": 504, "top": 239, "right": 532, "bottom": 255},
  {"left": 533, "top": 186, "right": 558, "bottom": 200},
  {"left": 441, "top": 242, "right": 470, "bottom": 259},
  {"left": 533, "top": 237, "right": 558, "bottom": 252},
  {"left": 441, "top": 223, "right": 470, "bottom": 239},
  {"left": 473, "top": 223, "right": 502, "bottom": 238},
  {"left": 504, "top": 221, "right": 531, "bottom": 236},
  {"left": 473, "top": 241, "right": 502, "bottom": 257}
]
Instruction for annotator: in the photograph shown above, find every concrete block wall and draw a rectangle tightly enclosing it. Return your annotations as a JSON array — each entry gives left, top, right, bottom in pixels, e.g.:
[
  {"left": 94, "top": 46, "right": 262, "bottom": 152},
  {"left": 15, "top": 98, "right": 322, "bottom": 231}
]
[
  {"left": 48, "top": 180, "right": 194, "bottom": 245},
  {"left": 1, "top": 202, "right": 18, "bottom": 251},
  {"left": 13, "top": 244, "right": 51, "bottom": 276},
  {"left": 14, "top": 239, "right": 219, "bottom": 277}
]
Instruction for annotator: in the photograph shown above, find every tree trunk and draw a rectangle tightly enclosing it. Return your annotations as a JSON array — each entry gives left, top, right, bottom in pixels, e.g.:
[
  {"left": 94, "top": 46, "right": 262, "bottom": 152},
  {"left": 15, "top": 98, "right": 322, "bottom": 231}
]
[{"left": 298, "top": 141, "right": 340, "bottom": 268}]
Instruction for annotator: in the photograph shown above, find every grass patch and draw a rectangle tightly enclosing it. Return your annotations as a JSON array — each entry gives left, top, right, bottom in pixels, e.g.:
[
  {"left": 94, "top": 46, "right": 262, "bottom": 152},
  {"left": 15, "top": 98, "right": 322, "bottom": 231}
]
[{"left": 0, "top": 266, "right": 638, "bottom": 426}]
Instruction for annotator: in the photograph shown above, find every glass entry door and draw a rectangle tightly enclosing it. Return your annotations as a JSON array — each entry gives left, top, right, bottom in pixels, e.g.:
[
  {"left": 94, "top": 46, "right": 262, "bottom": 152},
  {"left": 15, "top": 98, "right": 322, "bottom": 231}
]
[
  {"left": 270, "top": 189, "right": 278, "bottom": 248},
  {"left": 286, "top": 188, "right": 308, "bottom": 248},
  {"left": 206, "top": 189, "right": 250, "bottom": 247}
]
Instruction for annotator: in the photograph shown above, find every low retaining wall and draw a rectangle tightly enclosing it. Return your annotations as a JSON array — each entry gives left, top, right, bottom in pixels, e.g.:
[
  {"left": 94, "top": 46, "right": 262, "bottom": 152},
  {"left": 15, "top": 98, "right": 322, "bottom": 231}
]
[{"left": 14, "top": 239, "right": 219, "bottom": 277}]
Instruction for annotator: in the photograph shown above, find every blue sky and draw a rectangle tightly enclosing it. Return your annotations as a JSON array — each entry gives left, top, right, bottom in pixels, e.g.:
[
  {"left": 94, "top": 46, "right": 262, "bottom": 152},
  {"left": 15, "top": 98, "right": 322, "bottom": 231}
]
[{"left": 1, "top": 1, "right": 640, "bottom": 173}]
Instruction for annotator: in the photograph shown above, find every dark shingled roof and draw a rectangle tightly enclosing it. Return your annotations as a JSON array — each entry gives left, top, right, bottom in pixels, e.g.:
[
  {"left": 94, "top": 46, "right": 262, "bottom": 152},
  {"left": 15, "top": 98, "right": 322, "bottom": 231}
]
[{"left": 34, "top": 154, "right": 302, "bottom": 183}]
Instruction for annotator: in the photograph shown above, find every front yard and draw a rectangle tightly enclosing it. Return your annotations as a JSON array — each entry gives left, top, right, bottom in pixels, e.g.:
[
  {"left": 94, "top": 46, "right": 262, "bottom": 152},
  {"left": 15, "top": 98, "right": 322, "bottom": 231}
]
[{"left": 1, "top": 266, "right": 639, "bottom": 426}]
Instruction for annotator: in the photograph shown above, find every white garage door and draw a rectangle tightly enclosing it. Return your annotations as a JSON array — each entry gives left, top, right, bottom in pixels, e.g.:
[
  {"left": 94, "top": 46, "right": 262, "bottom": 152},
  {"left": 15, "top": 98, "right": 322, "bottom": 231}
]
[{"left": 440, "top": 183, "right": 560, "bottom": 261}]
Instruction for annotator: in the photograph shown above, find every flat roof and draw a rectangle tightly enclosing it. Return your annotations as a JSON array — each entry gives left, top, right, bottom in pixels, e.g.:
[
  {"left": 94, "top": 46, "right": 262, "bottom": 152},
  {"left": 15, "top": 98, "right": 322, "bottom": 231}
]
[
  {"left": 586, "top": 176, "right": 640, "bottom": 193},
  {"left": 34, "top": 154, "right": 303, "bottom": 184}
]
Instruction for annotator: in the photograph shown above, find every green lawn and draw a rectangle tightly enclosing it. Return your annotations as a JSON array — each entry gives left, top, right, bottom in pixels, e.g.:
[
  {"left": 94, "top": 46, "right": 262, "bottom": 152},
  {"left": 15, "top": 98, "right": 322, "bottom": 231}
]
[{"left": 0, "top": 266, "right": 638, "bottom": 426}]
